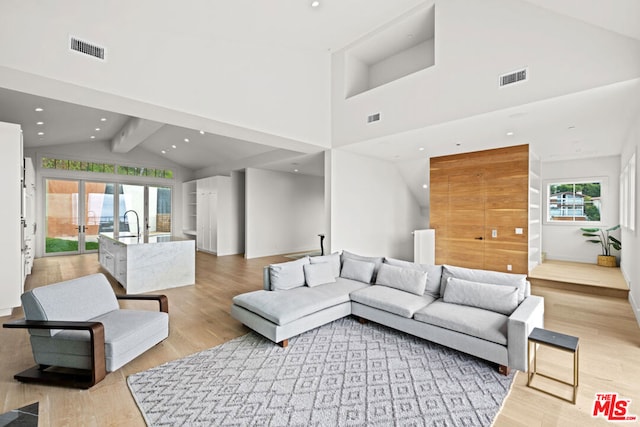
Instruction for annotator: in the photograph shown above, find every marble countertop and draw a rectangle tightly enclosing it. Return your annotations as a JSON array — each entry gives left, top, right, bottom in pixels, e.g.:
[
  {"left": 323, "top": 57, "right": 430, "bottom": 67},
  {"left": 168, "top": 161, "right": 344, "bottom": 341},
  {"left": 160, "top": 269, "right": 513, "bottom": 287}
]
[{"left": 99, "top": 232, "right": 192, "bottom": 245}]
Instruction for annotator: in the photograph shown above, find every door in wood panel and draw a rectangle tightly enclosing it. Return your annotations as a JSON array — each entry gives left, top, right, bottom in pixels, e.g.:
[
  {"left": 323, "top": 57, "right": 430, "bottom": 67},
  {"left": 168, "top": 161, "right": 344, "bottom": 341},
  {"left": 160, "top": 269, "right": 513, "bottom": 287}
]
[{"left": 446, "top": 172, "right": 485, "bottom": 269}]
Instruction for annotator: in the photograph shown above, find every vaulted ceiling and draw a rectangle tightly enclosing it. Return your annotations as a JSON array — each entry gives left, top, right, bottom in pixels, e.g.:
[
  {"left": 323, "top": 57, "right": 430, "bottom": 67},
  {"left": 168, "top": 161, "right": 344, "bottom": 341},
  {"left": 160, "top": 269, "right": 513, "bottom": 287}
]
[{"left": 0, "top": 0, "right": 638, "bottom": 185}]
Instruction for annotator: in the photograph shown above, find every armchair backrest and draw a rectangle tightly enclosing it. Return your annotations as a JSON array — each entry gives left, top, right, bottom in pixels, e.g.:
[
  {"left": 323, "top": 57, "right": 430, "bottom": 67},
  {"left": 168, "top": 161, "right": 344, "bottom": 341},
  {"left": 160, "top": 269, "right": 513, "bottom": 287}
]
[{"left": 21, "top": 273, "right": 119, "bottom": 337}]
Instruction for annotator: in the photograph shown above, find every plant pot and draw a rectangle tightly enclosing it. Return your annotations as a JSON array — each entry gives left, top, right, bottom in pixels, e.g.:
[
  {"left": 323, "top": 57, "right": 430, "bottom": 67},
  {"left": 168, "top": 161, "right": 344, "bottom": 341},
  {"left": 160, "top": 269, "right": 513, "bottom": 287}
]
[{"left": 597, "top": 255, "right": 617, "bottom": 267}]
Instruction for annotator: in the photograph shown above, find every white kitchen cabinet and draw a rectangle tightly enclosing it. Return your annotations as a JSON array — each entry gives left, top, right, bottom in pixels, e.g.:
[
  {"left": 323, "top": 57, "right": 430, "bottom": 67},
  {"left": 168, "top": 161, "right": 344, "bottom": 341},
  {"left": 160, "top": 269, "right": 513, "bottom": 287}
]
[{"left": 0, "top": 122, "right": 24, "bottom": 316}]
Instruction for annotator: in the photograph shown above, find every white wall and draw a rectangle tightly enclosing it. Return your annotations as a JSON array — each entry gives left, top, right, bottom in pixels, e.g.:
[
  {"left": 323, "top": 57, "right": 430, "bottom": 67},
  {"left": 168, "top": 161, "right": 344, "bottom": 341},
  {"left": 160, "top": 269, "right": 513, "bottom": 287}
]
[
  {"left": 332, "top": 0, "right": 640, "bottom": 147},
  {"left": 540, "top": 156, "right": 620, "bottom": 263},
  {"left": 0, "top": 2, "right": 330, "bottom": 151},
  {"left": 620, "top": 105, "right": 640, "bottom": 326},
  {"left": 245, "top": 168, "right": 324, "bottom": 259},
  {"left": 327, "top": 149, "right": 425, "bottom": 260},
  {"left": 24, "top": 140, "right": 192, "bottom": 258}
]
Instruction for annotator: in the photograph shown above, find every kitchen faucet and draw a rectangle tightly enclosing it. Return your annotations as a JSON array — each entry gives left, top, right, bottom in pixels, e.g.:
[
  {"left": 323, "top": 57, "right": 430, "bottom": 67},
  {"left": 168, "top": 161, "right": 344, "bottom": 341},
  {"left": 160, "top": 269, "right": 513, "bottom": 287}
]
[{"left": 123, "top": 210, "right": 140, "bottom": 238}]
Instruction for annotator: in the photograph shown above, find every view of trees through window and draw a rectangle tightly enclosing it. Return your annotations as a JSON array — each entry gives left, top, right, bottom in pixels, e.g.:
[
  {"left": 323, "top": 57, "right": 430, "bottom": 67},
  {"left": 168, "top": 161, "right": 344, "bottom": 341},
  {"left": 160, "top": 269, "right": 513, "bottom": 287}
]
[{"left": 548, "top": 181, "right": 601, "bottom": 222}]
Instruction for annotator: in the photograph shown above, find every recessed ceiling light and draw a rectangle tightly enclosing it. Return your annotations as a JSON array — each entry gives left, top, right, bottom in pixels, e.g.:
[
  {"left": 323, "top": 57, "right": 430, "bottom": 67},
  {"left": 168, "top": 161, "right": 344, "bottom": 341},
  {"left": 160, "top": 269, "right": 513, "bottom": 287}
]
[
  {"left": 506, "top": 131, "right": 514, "bottom": 136},
  {"left": 294, "top": 169, "right": 299, "bottom": 173},
  {"left": 37, "top": 132, "right": 44, "bottom": 136},
  {"left": 171, "top": 144, "right": 177, "bottom": 149},
  {"left": 311, "top": 1, "right": 320, "bottom": 7},
  {"left": 422, "top": 184, "right": 428, "bottom": 189},
  {"left": 36, "top": 121, "right": 44, "bottom": 125},
  {"left": 161, "top": 150, "right": 167, "bottom": 154},
  {"left": 34, "top": 107, "right": 43, "bottom": 112},
  {"left": 199, "top": 130, "right": 205, "bottom": 135},
  {"left": 418, "top": 147, "right": 425, "bottom": 151},
  {"left": 100, "top": 117, "right": 107, "bottom": 122},
  {"left": 95, "top": 127, "right": 101, "bottom": 131},
  {"left": 90, "top": 136, "right": 96, "bottom": 139},
  {"left": 184, "top": 138, "right": 189, "bottom": 142}
]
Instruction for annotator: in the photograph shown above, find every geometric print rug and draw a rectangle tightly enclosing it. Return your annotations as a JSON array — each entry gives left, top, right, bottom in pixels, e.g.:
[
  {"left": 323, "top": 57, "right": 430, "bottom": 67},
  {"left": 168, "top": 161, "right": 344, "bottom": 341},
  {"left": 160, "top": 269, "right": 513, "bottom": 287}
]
[{"left": 127, "top": 317, "right": 515, "bottom": 426}]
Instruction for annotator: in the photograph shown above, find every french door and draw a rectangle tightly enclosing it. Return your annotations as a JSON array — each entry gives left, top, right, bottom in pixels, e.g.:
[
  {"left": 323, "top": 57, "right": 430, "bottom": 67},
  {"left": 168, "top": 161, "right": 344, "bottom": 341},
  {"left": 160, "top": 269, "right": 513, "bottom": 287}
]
[{"left": 45, "top": 179, "right": 171, "bottom": 255}]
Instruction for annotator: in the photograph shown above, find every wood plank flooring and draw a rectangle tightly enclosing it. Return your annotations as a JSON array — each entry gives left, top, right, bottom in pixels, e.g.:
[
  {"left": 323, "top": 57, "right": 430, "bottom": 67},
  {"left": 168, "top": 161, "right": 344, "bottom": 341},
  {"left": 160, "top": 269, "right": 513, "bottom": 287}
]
[
  {"left": 529, "top": 260, "right": 629, "bottom": 298},
  {"left": 1, "top": 253, "right": 639, "bottom": 426}
]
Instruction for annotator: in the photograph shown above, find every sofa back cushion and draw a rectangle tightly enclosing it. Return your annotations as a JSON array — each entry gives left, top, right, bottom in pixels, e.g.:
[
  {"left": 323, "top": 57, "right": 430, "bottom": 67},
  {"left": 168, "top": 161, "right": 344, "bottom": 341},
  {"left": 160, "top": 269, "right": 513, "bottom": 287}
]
[
  {"left": 440, "top": 265, "right": 528, "bottom": 302},
  {"left": 309, "top": 252, "right": 341, "bottom": 278},
  {"left": 375, "top": 263, "right": 428, "bottom": 296},
  {"left": 341, "top": 250, "right": 383, "bottom": 283},
  {"left": 443, "top": 277, "right": 520, "bottom": 315},
  {"left": 340, "top": 258, "right": 375, "bottom": 284},
  {"left": 21, "top": 273, "right": 120, "bottom": 337},
  {"left": 383, "top": 257, "right": 442, "bottom": 298},
  {"left": 269, "top": 257, "right": 310, "bottom": 291},
  {"left": 304, "top": 262, "right": 336, "bottom": 287}
]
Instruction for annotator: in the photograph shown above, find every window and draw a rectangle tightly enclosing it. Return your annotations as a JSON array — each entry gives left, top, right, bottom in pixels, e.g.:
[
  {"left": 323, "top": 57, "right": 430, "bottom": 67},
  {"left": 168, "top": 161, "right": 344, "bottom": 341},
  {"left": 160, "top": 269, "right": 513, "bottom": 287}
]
[
  {"left": 42, "top": 157, "right": 173, "bottom": 179},
  {"left": 546, "top": 181, "right": 602, "bottom": 223}
]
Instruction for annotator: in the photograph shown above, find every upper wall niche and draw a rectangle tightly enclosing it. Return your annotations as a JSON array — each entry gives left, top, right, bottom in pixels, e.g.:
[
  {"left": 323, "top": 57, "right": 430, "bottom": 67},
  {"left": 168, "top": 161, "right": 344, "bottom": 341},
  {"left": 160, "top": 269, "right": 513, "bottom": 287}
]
[{"left": 345, "top": 5, "right": 435, "bottom": 99}]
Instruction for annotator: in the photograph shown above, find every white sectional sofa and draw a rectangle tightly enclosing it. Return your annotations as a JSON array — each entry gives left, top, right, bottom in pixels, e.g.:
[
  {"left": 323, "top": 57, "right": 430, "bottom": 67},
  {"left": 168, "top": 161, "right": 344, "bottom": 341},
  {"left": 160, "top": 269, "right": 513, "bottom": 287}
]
[{"left": 231, "top": 251, "right": 544, "bottom": 373}]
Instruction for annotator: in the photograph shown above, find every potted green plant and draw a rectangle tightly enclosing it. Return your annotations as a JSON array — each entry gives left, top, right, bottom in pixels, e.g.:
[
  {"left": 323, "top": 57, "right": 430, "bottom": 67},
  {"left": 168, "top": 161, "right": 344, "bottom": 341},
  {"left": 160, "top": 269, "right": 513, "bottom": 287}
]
[{"left": 580, "top": 225, "right": 621, "bottom": 267}]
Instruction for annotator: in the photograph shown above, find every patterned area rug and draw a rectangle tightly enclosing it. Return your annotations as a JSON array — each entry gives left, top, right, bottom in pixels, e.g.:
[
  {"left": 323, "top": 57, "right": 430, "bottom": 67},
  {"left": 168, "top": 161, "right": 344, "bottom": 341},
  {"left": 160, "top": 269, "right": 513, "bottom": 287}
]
[{"left": 128, "top": 317, "right": 515, "bottom": 426}]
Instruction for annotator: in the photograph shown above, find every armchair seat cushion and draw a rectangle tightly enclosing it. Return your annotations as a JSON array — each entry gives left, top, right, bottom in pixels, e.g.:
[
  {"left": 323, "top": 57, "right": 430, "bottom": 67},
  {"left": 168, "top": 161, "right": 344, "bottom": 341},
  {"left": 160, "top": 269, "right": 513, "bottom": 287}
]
[{"left": 29, "top": 309, "right": 169, "bottom": 372}]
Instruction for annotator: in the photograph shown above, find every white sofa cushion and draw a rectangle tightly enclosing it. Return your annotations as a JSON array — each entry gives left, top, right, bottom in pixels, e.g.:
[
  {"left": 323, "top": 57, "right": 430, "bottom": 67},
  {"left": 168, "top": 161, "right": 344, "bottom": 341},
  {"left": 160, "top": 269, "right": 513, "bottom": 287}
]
[
  {"left": 340, "top": 258, "right": 375, "bottom": 284},
  {"left": 414, "top": 300, "right": 509, "bottom": 345},
  {"left": 304, "top": 263, "right": 336, "bottom": 287},
  {"left": 350, "top": 286, "right": 436, "bottom": 318},
  {"left": 341, "top": 250, "right": 384, "bottom": 282},
  {"left": 383, "top": 258, "right": 442, "bottom": 298},
  {"left": 269, "top": 257, "right": 310, "bottom": 291},
  {"left": 441, "top": 265, "right": 528, "bottom": 302},
  {"left": 233, "top": 278, "right": 369, "bottom": 326},
  {"left": 443, "top": 277, "right": 519, "bottom": 315},
  {"left": 309, "top": 252, "right": 341, "bottom": 278},
  {"left": 375, "top": 263, "right": 427, "bottom": 296}
]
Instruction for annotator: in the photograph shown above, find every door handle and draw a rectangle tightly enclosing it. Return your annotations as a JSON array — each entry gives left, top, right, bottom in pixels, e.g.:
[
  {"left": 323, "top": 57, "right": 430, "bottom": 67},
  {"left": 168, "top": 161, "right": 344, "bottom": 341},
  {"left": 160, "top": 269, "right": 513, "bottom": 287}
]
[{"left": 474, "top": 237, "right": 484, "bottom": 240}]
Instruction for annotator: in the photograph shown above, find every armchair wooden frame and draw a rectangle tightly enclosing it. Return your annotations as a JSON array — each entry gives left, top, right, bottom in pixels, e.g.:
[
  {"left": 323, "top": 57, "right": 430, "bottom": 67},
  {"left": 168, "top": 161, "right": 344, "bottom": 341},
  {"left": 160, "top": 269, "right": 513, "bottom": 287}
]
[{"left": 3, "top": 294, "right": 168, "bottom": 389}]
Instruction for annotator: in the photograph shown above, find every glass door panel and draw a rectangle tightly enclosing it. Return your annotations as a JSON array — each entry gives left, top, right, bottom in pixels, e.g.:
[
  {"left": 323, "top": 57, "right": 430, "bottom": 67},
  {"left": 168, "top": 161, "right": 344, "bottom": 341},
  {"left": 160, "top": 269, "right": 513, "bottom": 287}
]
[
  {"left": 120, "top": 184, "right": 145, "bottom": 237},
  {"left": 149, "top": 186, "right": 172, "bottom": 236},
  {"left": 45, "top": 179, "right": 80, "bottom": 254},
  {"left": 84, "top": 182, "right": 115, "bottom": 251}
]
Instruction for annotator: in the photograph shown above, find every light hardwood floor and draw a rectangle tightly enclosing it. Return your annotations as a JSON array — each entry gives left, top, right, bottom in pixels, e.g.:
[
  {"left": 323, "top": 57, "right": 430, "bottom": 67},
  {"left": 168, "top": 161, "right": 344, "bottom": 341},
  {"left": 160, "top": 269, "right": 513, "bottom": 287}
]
[{"left": 1, "top": 253, "right": 639, "bottom": 426}]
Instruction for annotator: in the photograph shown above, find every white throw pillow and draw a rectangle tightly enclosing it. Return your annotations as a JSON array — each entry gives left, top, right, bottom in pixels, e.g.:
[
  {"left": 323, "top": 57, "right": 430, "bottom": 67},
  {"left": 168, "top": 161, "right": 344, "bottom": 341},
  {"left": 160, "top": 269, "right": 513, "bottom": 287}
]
[
  {"left": 303, "top": 262, "right": 336, "bottom": 287},
  {"left": 440, "top": 265, "right": 528, "bottom": 302},
  {"left": 309, "top": 252, "right": 341, "bottom": 278},
  {"left": 443, "top": 277, "right": 519, "bottom": 316},
  {"left": 375, "top": 263, "right": 428, "bottom": 296},
  {"left": 383, "top": 257, "right": 442, "bottom": 298},
  {"left": 340, "top": 258, "right": 375, "bottom": 284},
  {"left": 269, "top": 256, "right": 309, "bottom": 291},
  {"left": 341, "top": 250, "right": 383, "bottom": 282}
]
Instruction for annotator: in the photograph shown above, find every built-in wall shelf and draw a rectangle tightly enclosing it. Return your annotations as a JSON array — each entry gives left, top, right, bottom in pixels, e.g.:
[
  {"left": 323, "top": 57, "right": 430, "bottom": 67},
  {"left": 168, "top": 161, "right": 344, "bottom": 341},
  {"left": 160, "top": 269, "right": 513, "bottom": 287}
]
[{"left": 345, "top": 5, "right": 435, "bottom": 98}]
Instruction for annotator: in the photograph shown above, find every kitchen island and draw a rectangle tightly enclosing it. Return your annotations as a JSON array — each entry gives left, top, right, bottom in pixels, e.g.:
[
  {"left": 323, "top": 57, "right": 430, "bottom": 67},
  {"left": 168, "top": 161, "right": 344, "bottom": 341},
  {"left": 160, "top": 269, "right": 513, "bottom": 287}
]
[{"left": 98, "top": 232, "right": 195, "bottom": 294}]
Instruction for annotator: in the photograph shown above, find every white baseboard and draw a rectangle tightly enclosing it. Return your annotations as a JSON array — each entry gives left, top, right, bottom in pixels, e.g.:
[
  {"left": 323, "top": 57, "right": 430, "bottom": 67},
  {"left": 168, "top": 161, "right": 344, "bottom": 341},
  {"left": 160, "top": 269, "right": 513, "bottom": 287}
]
[{"left": 630, "top": 292, "right": 640, "bottom": 327}]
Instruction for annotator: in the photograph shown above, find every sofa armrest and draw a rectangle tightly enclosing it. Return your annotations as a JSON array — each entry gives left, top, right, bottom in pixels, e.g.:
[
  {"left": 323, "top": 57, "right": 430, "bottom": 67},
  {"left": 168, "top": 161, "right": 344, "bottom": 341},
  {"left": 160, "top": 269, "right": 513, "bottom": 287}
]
[
  {"left": 116, "top": 294, "right": 169, "bottom": 313},
  {"left": 3, "top": 319, "right": 106, "bottom": 387},
  {"left": 507, "top": 295, "right": 545, "bottom": 372}
]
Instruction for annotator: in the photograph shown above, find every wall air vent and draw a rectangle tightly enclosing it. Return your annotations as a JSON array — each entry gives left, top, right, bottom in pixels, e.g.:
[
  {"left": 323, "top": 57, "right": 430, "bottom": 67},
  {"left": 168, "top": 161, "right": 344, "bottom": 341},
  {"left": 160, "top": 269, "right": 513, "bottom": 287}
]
[
  {"left": 69, "top": 36, "right": 105, "bottom": 60},
  {"left": 499, "top": 68, "right": 528, "bottom": 87},
  {"left": 367, "top": 113, "right": 381, "bottom": 123}
]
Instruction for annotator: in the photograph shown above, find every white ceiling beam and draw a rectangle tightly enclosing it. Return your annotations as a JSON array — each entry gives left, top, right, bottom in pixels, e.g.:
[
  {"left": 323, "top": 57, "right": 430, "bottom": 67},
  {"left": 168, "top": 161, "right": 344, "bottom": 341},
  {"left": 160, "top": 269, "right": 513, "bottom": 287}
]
[{"left": 111, "top": 117, "right": 164, "bottom": 153}]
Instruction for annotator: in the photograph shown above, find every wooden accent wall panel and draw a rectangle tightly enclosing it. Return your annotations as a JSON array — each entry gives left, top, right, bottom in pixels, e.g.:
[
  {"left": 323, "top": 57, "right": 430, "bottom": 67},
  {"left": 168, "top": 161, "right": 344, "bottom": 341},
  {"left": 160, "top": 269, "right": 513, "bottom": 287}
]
[{"left": 430, "top": 145, "right": 529, "bottom": 274}]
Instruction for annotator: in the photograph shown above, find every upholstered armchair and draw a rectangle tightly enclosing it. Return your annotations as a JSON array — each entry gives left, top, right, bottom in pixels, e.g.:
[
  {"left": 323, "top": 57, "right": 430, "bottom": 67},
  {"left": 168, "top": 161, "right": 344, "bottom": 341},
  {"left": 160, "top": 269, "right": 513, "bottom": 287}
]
[{"left": 3, "top": 273, "right": 169, "bottom": 388}]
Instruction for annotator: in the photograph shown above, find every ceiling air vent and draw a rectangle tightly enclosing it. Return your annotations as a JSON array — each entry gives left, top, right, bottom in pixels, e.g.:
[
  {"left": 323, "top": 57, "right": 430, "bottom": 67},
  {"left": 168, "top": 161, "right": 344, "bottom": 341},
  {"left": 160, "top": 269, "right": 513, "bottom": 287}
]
[
  {"left": 367, "top": 113, "right": 381, "bottom": 123},
  {"left": 499, "top": 68, "right": 528, "bottom": 87},
  {"left": 69, "top": 36, "right": 105, "bottom": 60}
]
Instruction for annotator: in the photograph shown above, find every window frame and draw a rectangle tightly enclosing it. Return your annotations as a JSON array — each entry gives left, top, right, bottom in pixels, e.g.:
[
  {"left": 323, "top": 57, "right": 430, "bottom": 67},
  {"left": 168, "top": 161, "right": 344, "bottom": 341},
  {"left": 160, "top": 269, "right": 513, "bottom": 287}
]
[{"left": 543, "top": 177, "right": 608, "bottom": 226}]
